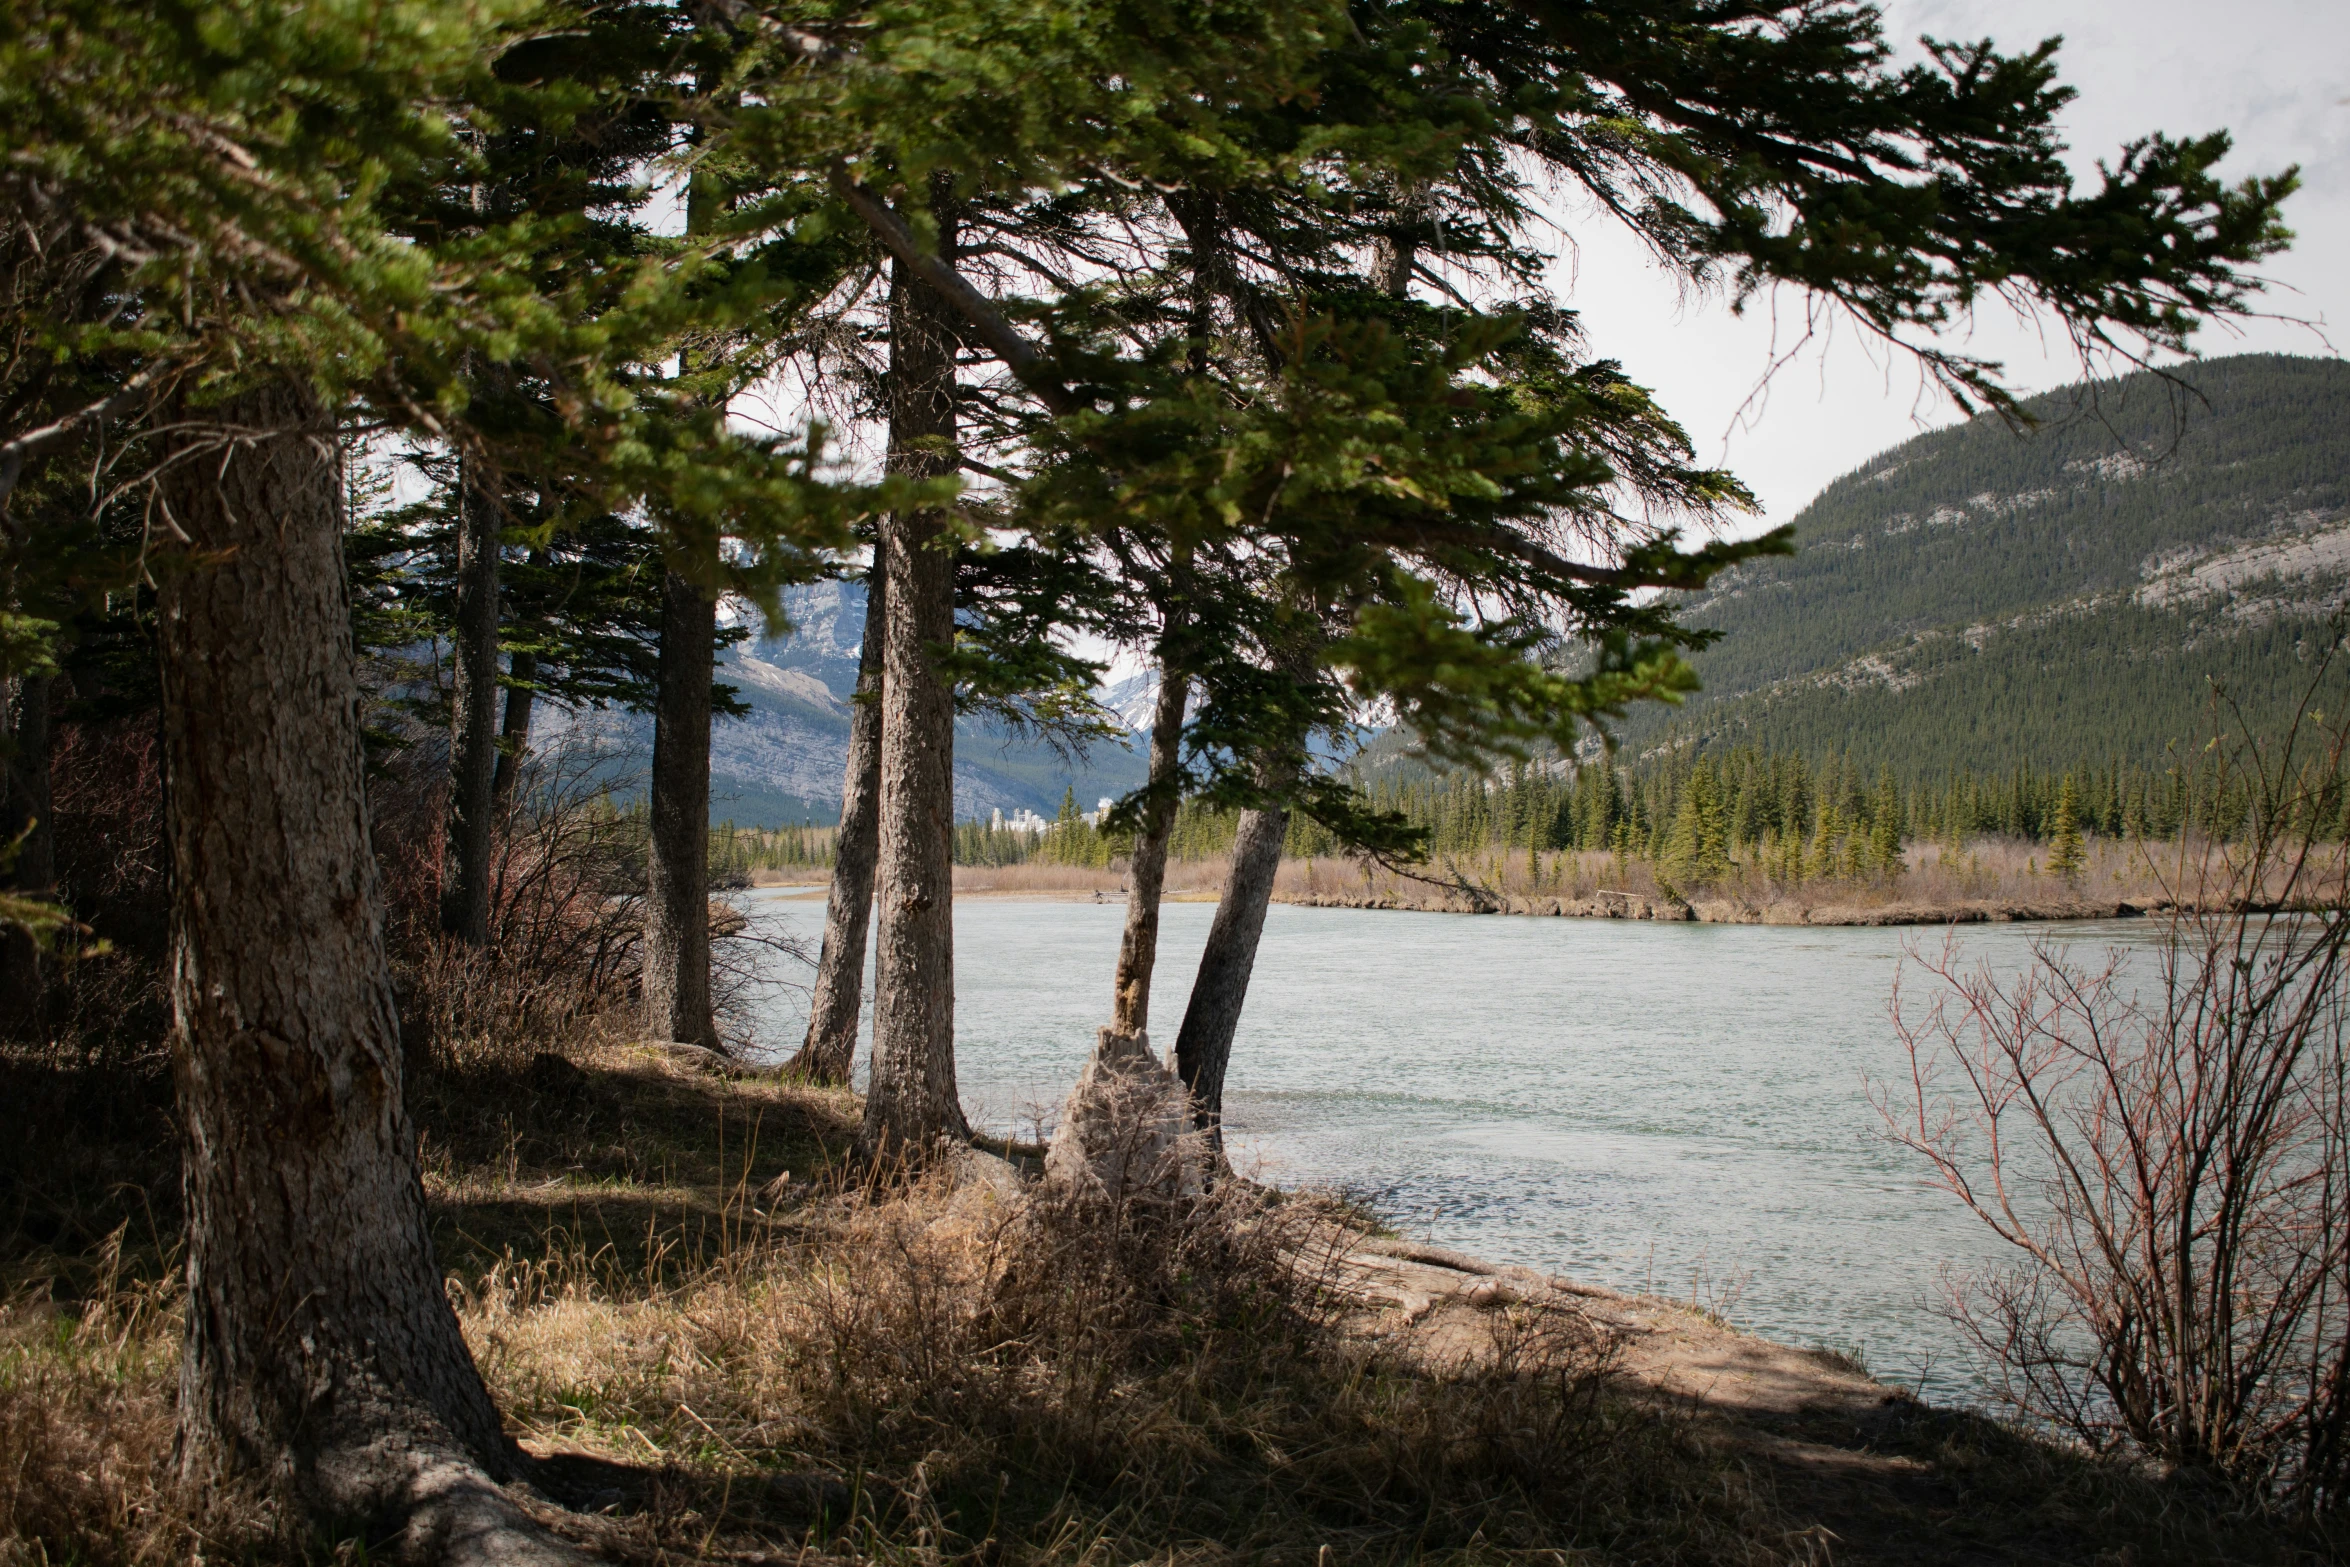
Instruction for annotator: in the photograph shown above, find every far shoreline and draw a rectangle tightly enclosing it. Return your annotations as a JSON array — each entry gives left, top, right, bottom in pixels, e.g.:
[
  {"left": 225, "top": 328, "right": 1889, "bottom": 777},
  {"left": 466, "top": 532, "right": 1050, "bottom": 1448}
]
[
  {"left": 1272, "top": 886, "right": 2176, "bottom": 927},
  {"left": 747, "top": 867, "right": 2232, "bottom": 928}
]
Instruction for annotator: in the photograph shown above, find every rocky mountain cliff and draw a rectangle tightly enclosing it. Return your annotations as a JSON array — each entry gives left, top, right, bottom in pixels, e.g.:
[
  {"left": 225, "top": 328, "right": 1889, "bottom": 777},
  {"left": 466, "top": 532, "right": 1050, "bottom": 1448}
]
[{"left": 705, "top": 579, "right": 1149, "bottom": 825}]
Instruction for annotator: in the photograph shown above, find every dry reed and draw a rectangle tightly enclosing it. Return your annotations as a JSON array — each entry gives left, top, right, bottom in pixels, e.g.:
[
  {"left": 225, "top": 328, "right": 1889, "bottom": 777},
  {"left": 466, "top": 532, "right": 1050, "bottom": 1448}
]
[{"left": 927, "top": 832, "right": 2255, "bottom": 917}]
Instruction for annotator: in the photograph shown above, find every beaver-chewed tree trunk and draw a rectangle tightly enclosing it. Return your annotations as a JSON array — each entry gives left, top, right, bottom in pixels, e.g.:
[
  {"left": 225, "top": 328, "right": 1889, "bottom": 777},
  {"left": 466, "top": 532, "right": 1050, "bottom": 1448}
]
[
  {"left": 861, "top": 196, "right": 969, "bottom": 1159},
  {"left": 1109, "top": 658, "right": 1188, "bottom": 1038},
  {"left": 156, "top": 379, "right": 578, "bottom": 1563},
  {"left": 1046, "top": 650, "right": 1200, "bottom": 1206},
  {"left": 439, "top": 457, "right": 500, "bottom": 945},
  {"left": 787, "top": 565, "right": 883, "bottom": 1085},
  {"left": 645, "top": 561, "right": 718, "bottom": 1049},
  {"left": 1173, "top": 802, "right": 1286, "bottom": 1149}
]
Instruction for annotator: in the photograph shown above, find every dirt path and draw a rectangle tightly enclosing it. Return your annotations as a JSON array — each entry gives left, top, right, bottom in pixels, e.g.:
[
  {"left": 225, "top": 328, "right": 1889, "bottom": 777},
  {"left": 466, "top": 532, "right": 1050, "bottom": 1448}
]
[{"left": 1333, "top": 1237, "right": 2132, "bottom": 1567}]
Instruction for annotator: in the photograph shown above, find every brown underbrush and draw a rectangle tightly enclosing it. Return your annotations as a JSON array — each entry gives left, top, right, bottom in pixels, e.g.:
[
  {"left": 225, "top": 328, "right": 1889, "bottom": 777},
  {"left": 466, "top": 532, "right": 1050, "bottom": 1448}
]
[
  {"left": 2, "top": 1036, "right": 1785, "bottom": 1566},
  {"left": 3, "top": 1032, "right": 2332, "bottom": 1566},
  {"left": 459, "top": 1135, "right": 1789, "bottom": 1567},
  {"left": 1278, "top": 834, "right": 2283, "bottom": 917},
  {"left": 927, "top": 835, "right": 2223, "bottom": 919}
]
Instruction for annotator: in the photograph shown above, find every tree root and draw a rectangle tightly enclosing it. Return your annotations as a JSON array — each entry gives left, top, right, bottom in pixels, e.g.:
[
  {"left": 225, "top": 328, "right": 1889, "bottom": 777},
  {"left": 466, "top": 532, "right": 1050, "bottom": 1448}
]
[
  {"left": 393, "top": 1454, "right": 594, "bottom": 1567},
  {"left": 297, "top": 1438, "right": 596, "bottom": 1567}
]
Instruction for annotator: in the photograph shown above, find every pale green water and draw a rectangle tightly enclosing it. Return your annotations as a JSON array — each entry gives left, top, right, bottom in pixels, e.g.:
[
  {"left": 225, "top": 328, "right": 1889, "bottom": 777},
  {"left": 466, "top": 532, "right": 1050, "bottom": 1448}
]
[{"left": 744, "top": 890, "right": 2165, "bottom": 1395}]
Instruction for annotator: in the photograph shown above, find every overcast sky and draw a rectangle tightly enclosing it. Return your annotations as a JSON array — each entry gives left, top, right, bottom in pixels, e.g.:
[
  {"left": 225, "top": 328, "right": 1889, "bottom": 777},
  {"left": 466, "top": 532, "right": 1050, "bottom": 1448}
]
[{"left": 1547, "top": 0, "right": 2349, "bottom": 539}]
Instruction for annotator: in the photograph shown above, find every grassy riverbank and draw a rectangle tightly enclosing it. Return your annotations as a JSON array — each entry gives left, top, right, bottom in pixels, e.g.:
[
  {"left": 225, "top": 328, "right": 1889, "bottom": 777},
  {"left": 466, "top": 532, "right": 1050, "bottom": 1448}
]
[
  {"left": 764, "top": 835, "right": 2238, "bottom": 926},
  {"left": 4, "top": 1030, "right": 2323, "bottom": 1566}
]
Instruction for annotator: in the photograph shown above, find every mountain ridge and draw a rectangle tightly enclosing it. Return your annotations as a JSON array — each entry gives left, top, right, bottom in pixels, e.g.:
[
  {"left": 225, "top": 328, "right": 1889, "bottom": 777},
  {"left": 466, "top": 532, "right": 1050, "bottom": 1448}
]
[
  {"left": 696, "top": 354, "right": 2348, "bottom": 820},
  {"left": 703, "top": 579, "right": 1149, "bottom": 826},
  {"left": 1602, "top": 352, "right": 2350, "bottom": 775}
]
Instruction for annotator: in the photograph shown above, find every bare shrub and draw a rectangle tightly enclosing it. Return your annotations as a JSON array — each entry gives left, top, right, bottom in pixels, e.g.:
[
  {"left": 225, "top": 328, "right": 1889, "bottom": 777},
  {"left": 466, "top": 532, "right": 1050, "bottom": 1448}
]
[
  {"left": 999, "top": 1164, "right": 1336, "bottom": 1372},
  {"left": 370, "top": 720, "right": 810, "bottom": 1067},
  {"left": 746, "top": 1158, "right": 1339, "bottom": 1449},
  {"left": 1041, "top": 1029, "right": 1203, "bottom": 1210},
  {"left": 23, "top": 718, "right": 171, "bottom": 1060},
  {"left": 708, "top": 903, "right": 813, "bottom": 1058},
  {"left": 1885, "top": 671, "right": 2350, "bottom": 1520},
  {"left": 370, "top": 725, "right": 649, "bottom": 1070}
]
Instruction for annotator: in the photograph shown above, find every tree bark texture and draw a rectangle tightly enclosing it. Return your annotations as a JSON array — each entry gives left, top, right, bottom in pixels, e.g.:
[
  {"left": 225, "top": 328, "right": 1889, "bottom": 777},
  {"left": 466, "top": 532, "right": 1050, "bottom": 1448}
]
[
  {"left": 1109, "top": 663, "right": 1188, "bottom": 1038},
  {"left": 1173, "top": 803, "right": 1286, "bottom": 1147},
  {"left": 861, "top": 211, "right": 968, "bottom": 1157},
  {"left": 488, "top": 649, "right": 535, "bottom": 818},
  {"left": 1372, "top": 182, "right": 1425, "bottom": 300},
  {"left": 786, "top": 566, "right": 883, "bottom": 1084},
  {"left": 154, "top": 380, "right": 533, "bottom": 1536},
  {"left": 645, "top": 565, "right": 718, "bottom": 1049},
  {"left": 0, "top": 669, "right": 54, "bottom": 1032},
  {"left": 439, "top": 460, "right": 500, "bottom": 944}
]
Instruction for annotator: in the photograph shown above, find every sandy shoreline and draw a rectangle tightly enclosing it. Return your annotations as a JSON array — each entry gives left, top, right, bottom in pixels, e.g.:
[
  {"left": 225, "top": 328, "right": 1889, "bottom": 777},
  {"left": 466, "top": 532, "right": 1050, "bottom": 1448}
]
[
  {"left": 1275, "top": 887, "right": 2177, "bottom": 926},
  {"left": 749, "top": 871, "right": 2187, "bottom": 927}
]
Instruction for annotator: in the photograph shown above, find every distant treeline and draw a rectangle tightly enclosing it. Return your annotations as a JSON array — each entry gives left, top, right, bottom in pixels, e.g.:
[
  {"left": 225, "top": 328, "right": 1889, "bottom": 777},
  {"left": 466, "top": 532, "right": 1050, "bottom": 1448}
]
[
  {"left": 951, "top": 788, "right": 1352, "bottom": 869},
  {"left": 951, "top": 748, "right": 2300, "bottom": 876},
  {"left": 708, "top": 820, "right": 837, "bottom": 878},
  {"left": 714, "top": 743, "right": 2323, "bottom": 881},
  {"left": 1361, "top": 747, "right": 2258, "bottom": 860}
]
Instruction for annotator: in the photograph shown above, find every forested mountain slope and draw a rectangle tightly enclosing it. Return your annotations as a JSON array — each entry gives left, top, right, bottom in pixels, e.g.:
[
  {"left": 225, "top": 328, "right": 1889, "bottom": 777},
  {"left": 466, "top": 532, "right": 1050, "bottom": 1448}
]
[
  {"left": 723, "top": 355, "right": 2343, "bottom": 820},
  {"left": 1611, "top": 353, "right": 2350, "bottom": 774}
]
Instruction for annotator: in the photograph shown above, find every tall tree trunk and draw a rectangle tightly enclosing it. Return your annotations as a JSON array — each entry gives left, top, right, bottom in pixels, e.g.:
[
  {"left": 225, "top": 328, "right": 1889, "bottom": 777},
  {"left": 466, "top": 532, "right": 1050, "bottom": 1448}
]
[
  {"left": 489, "top": 547, "right": 552, "bottom": 817},
  {"left": 1172, "top": 801, "right": 1285, "bottom": 1149},
  {"left": 488, "top": 649, "right": 535, "bottom": 817},
  {"left": 785, "top": 566, "right": 883, "bottom": 1084},
  {"left": 644, "top": 563, "right": 718, "bottom": 1049},
  {"left": 1164, "top": 196, "right": 1417, "bottom": 1143},
  {"left": 861, "top": 198, "right": 968, "bottom": 1158},
  {"left": 1108, "top": 659, "right": 1188, "bottom": 1040},
  {"left": 1371, "top": 181, "right": 1425, "bottom": 299},
  {"left": 155, "top": 381, "right": 568, "bottom": 1559},
  {"left": 0, "top": 669, "right": 55, "bottom": 1033},
  {"left": 439, "top": 461, "right": 500, "bottom": 944}
]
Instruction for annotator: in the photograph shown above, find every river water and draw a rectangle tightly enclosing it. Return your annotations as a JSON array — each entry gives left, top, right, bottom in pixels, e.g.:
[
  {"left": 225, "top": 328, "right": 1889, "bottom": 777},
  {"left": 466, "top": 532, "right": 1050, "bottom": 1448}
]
[{"left": 742, "top": 889, "right": 2166, "bottom": 1397}]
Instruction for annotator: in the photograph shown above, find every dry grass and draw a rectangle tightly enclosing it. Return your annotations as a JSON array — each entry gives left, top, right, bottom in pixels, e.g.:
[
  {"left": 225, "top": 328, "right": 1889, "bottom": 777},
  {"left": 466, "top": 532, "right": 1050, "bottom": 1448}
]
[
  {"left": 418, "top": 1049, "right": 1797, "bottom": 1566},
  {"left": 913, "top": 834, "right": 2242, "bottom": 918},
  {"left": 1280, "top": 833, "right": 2259, "bottom": 916},
  {"left": 0, "top": 1034, "right": 1794, "bottom": 1567},
  {"left": 952, "top": 858, "right": 1230, "bottom": 897},
  {"left": 0, "top": 1281, "right": 292, "bottom": 1567},
  {"left": 3, "top": 1033, "right": 2331, "bottom": 1566},
  {"left": 453, "top": 1178, "right": 1797, "bottom": 1567}
]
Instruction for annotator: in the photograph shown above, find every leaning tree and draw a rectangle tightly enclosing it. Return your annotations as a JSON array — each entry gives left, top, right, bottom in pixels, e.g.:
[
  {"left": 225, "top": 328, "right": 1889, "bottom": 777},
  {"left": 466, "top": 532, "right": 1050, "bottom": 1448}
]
[{"left": 724, "top": 0, "right": 1350, "bottom": 1150}]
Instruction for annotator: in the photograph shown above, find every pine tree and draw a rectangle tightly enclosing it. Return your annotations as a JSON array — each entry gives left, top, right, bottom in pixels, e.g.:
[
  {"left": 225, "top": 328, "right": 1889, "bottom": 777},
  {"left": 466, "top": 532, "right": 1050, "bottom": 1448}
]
[
  {"left": 1806, "top": 796, "right": 1839, "bottom": 883},
  {"left": 2048, "top": 773, "right": 2088, "bottom": 883},
  {"left": 1869, "top": 767, "right": 1906, "bottom": 880},
  {"left": 1660, "top": 767, "right": 1731, "bottom": 889}
]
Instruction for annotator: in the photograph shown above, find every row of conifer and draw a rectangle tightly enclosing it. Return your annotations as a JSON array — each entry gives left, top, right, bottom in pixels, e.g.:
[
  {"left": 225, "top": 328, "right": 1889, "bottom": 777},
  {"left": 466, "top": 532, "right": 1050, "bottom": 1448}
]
[{"left": 708, "top": 742, "right": 2335, "bottom": 886}]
